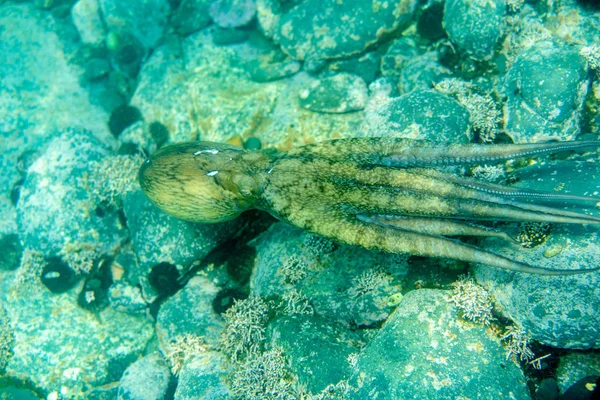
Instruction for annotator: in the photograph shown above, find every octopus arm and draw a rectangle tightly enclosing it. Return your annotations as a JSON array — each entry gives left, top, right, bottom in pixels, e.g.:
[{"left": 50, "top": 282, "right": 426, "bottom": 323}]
[
  {"left": 292, "top": 138, "right": 600, "bottom": 168},
  {"left": 315, "top": 214, "right": 599, "bottom": 275},
  {"left": 357, "top": 214, "right": 515, "bottom": 242},
  {"left": 419, "top": 168, "right": 600, "bottom": 206},
  {"left": 331, "top": 168, "right": 600, "bottom": 225}
]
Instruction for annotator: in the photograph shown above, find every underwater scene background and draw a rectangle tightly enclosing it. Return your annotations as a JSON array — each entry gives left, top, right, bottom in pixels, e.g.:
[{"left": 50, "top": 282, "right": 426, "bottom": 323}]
[{"left": 1, "top": 0, "right": 600, "bottom": 398}]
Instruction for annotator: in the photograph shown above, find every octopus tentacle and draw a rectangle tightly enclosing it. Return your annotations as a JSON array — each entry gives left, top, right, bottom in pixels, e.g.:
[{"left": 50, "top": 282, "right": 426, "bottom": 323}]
[
  {"left": 357, "top": 214, "right": 515, "bottom": 241},
  {"left": 314, "top": 214, "right": 599, "bottom": 275},
  {"left": 329, "top": 166, "right": 600, "bottom": 225},
  {"left": 418, "top": 169, "right": 600, "bottom": 205},
  {"left": 291, "top": 137, "right": 600, "bottom": 167}
]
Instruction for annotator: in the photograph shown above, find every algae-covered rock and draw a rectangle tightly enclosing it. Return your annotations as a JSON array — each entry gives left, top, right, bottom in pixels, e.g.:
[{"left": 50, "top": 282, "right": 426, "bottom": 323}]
[
  {"left": 3, "top": 273, "right": 153, "bottom": 398},
  {"left": 328, "top": 50, "right": 382, "bottom": 84},
  {"left": 365, "top": 90, "right": 472, "bottom": 142},
  {"left": 174, "top": 352, "right": 232, "bottom": 400},
  {"left": 118, "top": 354, "right": 173, "bottom": 400},
  {"left": 0, "top": 4, "right": 113, "bottom": 144},
  {"left": 156, "top": 276, "right": 225, "bottom": 349},
  {"left": 556, "top": 352, "right": 600, "bottom": 394},
  {"left": 17, "top": 129, "right": 127, "bottom": 258},
  {"left": 443, "top": 0, "right": 506, "bottom": 61},
  {"left": 252, "top": 223, "right": 407, "bottom": 327},
  {"left": 298, "top": 73, "right": 368, "bottom": 114},
  {"left": 258, "top": 0, "right": 417, "bottom": 61},
  {"left": 398, "top": 50, "right": 453, "bottom": 94},
  {"left": 502, "top": 41, "right": 589, "bottom": 143},
  {"left": 209, "top": 0, "right": 256, "bottom": 28},
  {"left": 99, "top": 0, "right": 170, "bottom": 49},
  {"left": 0, "top": 140, "right": 21, "bottom": 239},
  {"left": 243, "top": 57, "right": 301, "bottom": 82},
  {"left": 267, "top": 314, "right": 362, "bottom": 393},
  {"left": 71, "top": 0, "right": 107, "bottom": 46},
  {"left": 349, "top": 289, "right": 530, "bottom": 399},
  {"left": 170, "top": 0, "right": 213, "bottom": 36},
  {"left": 474, "top": 160, "right": 600, "bottom": 349},
  {"left": 131, "top": 28, "right": 285, "bottom": 145},
  {"left": 123, "top": 190, "right": 239, "bottom": 299},
  {"left": 129, "top": 44, "right": 193, "bottom": 144},
  {"left": 108, "top": 281, "right": 148, "bottom": 315},
  {"left": 380, "top": 36, "right": 420, "bottom": 77},
  {"left": 252, "top": 72, "right": 366, "bottom": 149}
]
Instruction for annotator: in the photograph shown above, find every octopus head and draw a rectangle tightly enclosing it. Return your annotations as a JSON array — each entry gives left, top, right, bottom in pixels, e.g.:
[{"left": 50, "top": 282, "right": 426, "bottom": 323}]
[{"left": 138, "top": 141, "right": 260, "bottom": 223}]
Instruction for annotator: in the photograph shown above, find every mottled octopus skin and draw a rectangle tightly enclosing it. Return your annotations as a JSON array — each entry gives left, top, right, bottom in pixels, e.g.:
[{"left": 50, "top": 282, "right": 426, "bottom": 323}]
[{"left": 139, "top": 138, "right": 600, "bottom": 275}]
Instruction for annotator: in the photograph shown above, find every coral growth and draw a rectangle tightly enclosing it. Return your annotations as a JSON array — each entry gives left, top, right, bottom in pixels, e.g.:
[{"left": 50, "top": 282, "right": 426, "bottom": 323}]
[
  {"left": 0, "top": 306, "right": 14, "bottom": 373},
  {"left": 88, "top": 154, "right": 143, "bottom": 206},
  {"left": 277, "top": 255, "right": 308, "bottom": 285},
  {"left": 229, "top": 346, "right": 301, "bottom": 400},
  {"left": 219, "top": 296, "right": 269, "bottom": 363},
  {"left": 471, "top": 164, "right": 506, "bottom": 183},
  {"left": 501, "top": 324, "right": 535, "bottom": 362},
  {"left": 164, "top": 333, "right": 208, "bottom": 376},
  {"left": 279, "top": 289, "right": 313, "bottom": 316},
  {"left": 434, "top": 79, "right": 501, "bottom": 142},
  {"left": 448, "top": 275, "right": 494, "bottom": 325},
  {"left": 349, "top": 268, "right": 393, "bottom": 298}
]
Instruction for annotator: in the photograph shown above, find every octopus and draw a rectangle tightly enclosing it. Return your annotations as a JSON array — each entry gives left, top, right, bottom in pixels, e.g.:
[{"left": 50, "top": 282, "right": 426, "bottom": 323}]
[{"left": 138, "top": 137, "right": 600, "bottom": 275}]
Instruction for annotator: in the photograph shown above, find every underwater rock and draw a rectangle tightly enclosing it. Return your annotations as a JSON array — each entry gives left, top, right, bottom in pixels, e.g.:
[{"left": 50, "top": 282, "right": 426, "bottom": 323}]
[
  {"left": 243, "top": 56, "right": 301, "bottom": 83},
  {"left": 132, "top": 27, "right": 364, "bottom": 149},
  {"left": 0, "top": 147, "right": 20, "bottom": 240},
  {"left": 251, "top": 223, "right": 407, "bottom": 327},
  {"left": 298, "top": 73, "right": 368, "bottom": 114},
  {"left": 108, "top": 281, "right": 148, "bottom": 315},
  {"left": 557, "top": 352, "right": 600, "bottom": 394},
  {"left": 99, "top": 0, "right": 170, "bottom": 50},
  {"left": 0, "top": 306, "right": 13, "bottom": 375},
  {"left": 252, "top": 72, "right": 366, "bottom": 148},
  {"left": 174, "top": 352, "right": 232, "bottom": 400},
  {"left": 212, "top": 27, "right": 252, "bottom": 45},
  {"left": 443, "top": 0, "right": 506, "bottom": 61},
  {"left": 84, "top": 58, "right": 112, "bottom": 81},
  {"left": 129, "top": 43, "right": 192, "bottom": 143},
  {"left": 123, "top": 190, "right": 239, "bottom": 301},
  {"left": 398, "top": 50, "right": 453, "bottom": 94},
  {"left": 257, "top": 0, "right": 417, "bottom": 61},
  {"left": 502, "top": 41, "right": 589, "bottom": 143},
  {"left": 0, "top": 234, "right": 22, "bottom": 271},
  {"left": 2, "top": 272, "right": 153, "bottom": 397},
  {"left": 349, "top": 289, "right": 530, "bottom": 399},
  {"left": 266, "top": 314, "right": 362, "bottom": 393},
  {"left": 131, "top": 28, "right": 285, "bottom": 145},
  {"left": 117, "top": 354, "right": 173, "bottom": 400},
  {"left": 380, "top": 36, "right": 421, "bottom": 77},
  {"left": 209, "top": 0, "right": 256, "bottom": 28},
  {"left": 71, "top": 0, "right": 107, "bottom": 46},
  {"left": 170, "top": 0, "right": 213, "bottom": 36},
  {"left": 364, "top": 90, "right": 472, "bottom": 143},
  {"left": 0, "top": 4, "right": 113, "bottom": 144},
  {"left": 17, "top": 129, "right": 127, "bottom": 258},
  {"left": 475, "top": 160, "right": 600, "bottom": 349},
  {"left": 327, "top": 50, "right": 382, "bottom": 84},
  {"left": 155, "top": 276, "right": 225, "bottom": 350},
  {"left": 186, "top": 50, "right": 282, "bottom": 143}
]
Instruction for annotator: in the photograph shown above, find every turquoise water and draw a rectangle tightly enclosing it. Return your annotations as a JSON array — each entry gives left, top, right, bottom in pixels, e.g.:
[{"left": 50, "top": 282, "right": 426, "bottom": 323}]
[{"left": 1, "top": 0, "right": 600, "bottom": 398}]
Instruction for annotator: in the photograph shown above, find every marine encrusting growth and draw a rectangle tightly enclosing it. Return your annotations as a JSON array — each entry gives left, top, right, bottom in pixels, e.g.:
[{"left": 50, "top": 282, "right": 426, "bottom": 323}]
[{"left": 139, "top": 138, "right": 600, "bottom": 275}]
